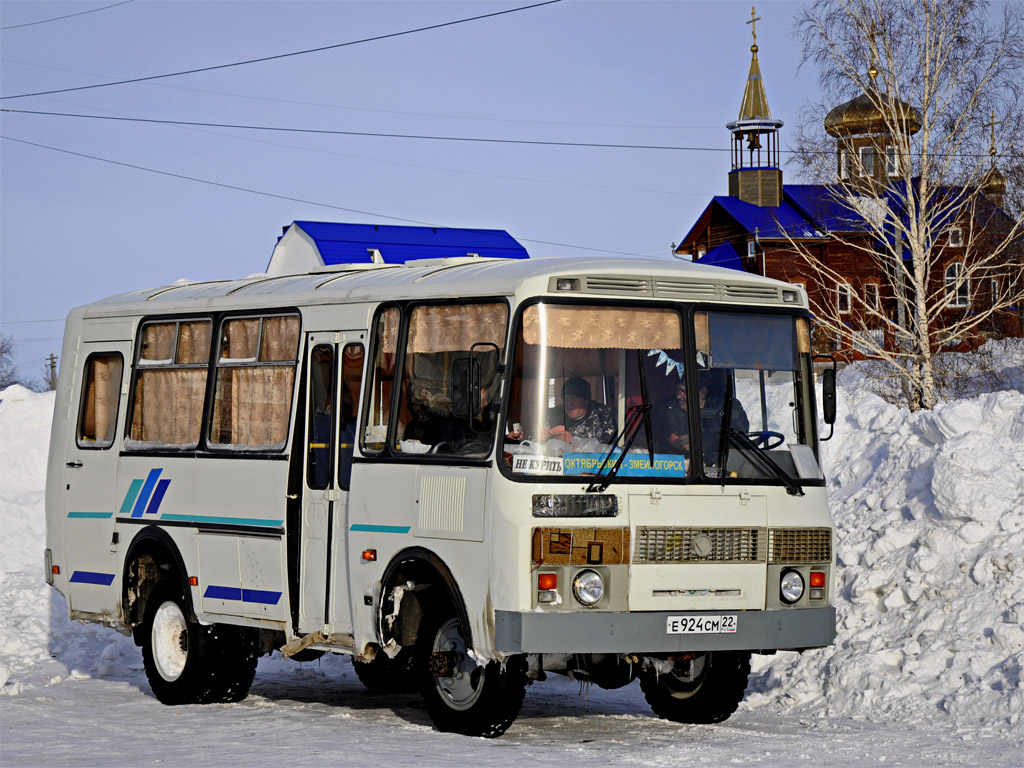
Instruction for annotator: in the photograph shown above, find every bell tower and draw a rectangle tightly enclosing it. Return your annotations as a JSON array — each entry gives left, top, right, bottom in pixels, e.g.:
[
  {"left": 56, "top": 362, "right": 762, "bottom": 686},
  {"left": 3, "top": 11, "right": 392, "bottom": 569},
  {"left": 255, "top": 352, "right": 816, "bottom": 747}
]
[{"left": 726, "top": 6, "right": 784, "bottom": 207}]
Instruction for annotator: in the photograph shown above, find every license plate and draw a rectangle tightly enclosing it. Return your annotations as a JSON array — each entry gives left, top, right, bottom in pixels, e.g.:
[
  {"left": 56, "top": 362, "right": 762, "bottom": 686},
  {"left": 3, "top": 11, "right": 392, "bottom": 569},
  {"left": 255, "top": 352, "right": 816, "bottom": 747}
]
[{"left": 666, "top": 615, "right": 738, "bottom": 634}]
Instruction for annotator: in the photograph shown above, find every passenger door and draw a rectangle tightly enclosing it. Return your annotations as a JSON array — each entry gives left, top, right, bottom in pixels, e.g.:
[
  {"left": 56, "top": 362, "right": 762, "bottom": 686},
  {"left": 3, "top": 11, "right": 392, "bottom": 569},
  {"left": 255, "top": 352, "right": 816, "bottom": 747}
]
[
  {"left": 297, "top": 333, "right": 364, "bottom": 642},
  {"left": 63, "top": 343, "right": 129, "bottom": 616}
]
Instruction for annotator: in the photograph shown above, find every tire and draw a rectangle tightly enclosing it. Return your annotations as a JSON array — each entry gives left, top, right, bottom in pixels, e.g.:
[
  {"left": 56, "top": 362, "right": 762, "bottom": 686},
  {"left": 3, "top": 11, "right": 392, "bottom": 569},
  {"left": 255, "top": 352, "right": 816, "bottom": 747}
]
[
  {"left": 639, "top": 651, "right": 751, "bottom": 724},
  {"left": 352, "top": 649, "right": 416, "bottom": 693},
  {"left": 418, "top": 607, "right": 527, "bottom": 737},
  {"left": 141, "top": 581, "right": 259, "bottom": 705}
]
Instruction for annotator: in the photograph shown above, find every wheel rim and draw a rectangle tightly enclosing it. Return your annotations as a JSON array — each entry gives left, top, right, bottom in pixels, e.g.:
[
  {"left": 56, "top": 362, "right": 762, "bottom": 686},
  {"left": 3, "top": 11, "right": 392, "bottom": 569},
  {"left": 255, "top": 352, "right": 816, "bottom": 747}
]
[
  {"left": 430, "top": 617, "right": 485, "bottom": 711},
  {"left": 662, "top": 654, "right": 709, "bottom": 699},
  {"left": 151, "top": 600, "right": 188, "bottom": 682}
]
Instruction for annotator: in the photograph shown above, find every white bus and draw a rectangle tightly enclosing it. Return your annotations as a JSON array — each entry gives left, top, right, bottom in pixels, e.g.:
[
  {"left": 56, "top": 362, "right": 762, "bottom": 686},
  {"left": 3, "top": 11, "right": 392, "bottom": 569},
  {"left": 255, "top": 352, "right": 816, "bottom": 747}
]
[{"left": 45, "top": 229, "right": 837, "bottom": 737}]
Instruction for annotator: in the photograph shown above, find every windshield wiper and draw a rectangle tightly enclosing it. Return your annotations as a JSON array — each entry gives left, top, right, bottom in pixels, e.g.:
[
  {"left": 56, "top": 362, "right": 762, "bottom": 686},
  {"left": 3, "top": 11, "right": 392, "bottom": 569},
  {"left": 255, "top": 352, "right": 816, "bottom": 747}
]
[
  {"left": 726, "top": 427, "right": 805, "bottom": 496},
  {"left": 715, "top": 374, "right": 735, "bottom": 486},
  {"left": 586, "top": 350, "right": 655, "bottom": 493}
]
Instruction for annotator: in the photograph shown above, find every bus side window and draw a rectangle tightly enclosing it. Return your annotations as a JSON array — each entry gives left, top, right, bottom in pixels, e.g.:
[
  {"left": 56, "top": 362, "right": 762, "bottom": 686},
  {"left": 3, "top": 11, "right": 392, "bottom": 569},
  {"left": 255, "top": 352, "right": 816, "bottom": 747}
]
[
  {"left": 362, "top": 307, "right": 399, "bottom": 454},
  {"left": 129, "top": 320, "right": 211, "bottom": 449},
  {"left": 77, "top": 353, "right": 124, "bottom": 449},
  {"left": 338, "top": 343, "right": 364, "bottom": 489},
  {"left": 209, "top": 314, "right": 300, "bottom": 450}
]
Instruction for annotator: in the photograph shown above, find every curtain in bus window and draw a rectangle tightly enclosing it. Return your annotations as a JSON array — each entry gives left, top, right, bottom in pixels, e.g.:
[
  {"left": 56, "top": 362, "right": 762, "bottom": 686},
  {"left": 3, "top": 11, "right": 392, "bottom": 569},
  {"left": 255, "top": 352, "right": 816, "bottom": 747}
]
[
  {"left": 131, "top": 369, "right": 206, "bottom": 446},
  {"left": 211, "top": 367, "right": 295, "bottom": 448},
  {"left": 261, "top": 316, "right": 300, "bottom": 362},
  {"left": 407, "top": 303, "right": 507, "bottom": 353},
  {"left": 522, "top": 306, "right": 681, "bottom": 349},
  {"left": 79, "top": 354, "right": 123, "bottom": 446},
  {"left": 210, "top": 316, "right": 298, "bottom": 449},
  {"left": 140, "top": 323, "right": 175, "bottom": 362},
  {"left": 176, "top": 321, "right": 212, "bottom": 364},
  {"left": 363, "top": 308, "right": 400, "bottom": 452}
]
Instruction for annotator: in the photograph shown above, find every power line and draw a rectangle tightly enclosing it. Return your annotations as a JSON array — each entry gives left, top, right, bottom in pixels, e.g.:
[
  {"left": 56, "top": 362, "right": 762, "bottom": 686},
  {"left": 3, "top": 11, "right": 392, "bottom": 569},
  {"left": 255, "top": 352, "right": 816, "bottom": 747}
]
[
  {"left": 0, "top": 1, "right": 134, "bottom": 32},
  {"left": 1, "top": 108, "right": 729, "bottom": 153},
  {"left": 0, "top": 0, "right": 562, "bottom": 101},
  {"left": 0, "top": 135, "right": 642, "bottom": 257},
  {"left": 1, "top": 57, "right": 720, "bottom": 132}
]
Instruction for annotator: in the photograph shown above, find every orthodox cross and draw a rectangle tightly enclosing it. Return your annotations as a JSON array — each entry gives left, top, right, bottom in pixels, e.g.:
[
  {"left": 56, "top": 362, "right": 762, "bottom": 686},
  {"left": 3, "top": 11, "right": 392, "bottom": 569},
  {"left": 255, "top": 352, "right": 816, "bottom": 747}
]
[
  {"left": 747, "top": 6, "right": 761, "bottom": 48},
  {"left": 983, "top": 110, "right": 1001, "bottom": 163}
]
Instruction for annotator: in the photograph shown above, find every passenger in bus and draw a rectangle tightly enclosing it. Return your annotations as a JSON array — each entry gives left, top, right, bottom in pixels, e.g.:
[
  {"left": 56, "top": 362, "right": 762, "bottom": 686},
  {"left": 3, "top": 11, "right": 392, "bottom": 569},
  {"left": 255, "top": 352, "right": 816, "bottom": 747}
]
[{"left": 540, "top": 377, "right": 616, "bottom": 446}]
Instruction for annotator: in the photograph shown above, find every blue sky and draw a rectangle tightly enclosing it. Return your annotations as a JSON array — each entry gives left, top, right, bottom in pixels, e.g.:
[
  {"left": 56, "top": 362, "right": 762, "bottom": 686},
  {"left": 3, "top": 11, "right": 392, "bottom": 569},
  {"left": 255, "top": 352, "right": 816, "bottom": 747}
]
[{"left": 1, "top": 0, "right": 820, "bottom": 380}]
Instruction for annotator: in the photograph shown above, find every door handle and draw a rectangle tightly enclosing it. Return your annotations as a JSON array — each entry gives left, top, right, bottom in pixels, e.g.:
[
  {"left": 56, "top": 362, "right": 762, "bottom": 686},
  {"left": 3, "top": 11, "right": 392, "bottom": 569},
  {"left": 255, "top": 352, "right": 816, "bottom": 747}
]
[{"left": 67, "top": 461, "right": 83, "bottom": 468}]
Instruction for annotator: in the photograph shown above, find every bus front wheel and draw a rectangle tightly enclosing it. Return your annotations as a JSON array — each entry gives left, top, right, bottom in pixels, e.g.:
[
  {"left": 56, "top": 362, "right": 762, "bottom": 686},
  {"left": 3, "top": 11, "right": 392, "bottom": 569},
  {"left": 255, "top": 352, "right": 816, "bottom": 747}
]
[
  {"left": 141, "top": 581, "right": 259, "bottom": 705},
  {"left": 639, "top": 651, "right": 751, "bottom": 724},
  {"left": 417, "top": 607, "right": 527, "bottom": 737}
]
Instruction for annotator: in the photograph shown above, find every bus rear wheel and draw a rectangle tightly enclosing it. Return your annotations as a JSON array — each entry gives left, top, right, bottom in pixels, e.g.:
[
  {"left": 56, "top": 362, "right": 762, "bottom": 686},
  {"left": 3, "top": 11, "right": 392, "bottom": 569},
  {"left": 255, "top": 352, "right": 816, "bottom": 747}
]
[
  {"left": 418, "top": 609, "right": 527, "bottom": 737},
  {"left": 141, "top": 582, "right": 259, "bottom": 705},
  {"left": 639, "top": 651, "right": 751, "bottom": 724}
]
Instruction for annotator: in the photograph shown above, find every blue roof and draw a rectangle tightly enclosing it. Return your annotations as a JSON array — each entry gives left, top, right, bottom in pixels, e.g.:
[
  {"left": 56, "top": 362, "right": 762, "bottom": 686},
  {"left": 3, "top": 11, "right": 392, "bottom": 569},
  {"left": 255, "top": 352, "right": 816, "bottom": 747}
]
[
  {"left": 711, "top": 196, "right": 824, "bottom": 240},
  {"left": 783, "top": 185, "right": 872, "bottom": 233},
  {"left": 695, "top": 241, "right": 745, "bottom": 271},
  {"left": 289, "top": 221, "right": 529, "bottom": 264}
]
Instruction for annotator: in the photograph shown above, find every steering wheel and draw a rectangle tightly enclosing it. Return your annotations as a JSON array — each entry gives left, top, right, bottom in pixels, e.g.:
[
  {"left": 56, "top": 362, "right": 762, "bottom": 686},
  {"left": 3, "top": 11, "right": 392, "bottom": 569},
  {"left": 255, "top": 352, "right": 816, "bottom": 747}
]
[{"left": 748, "top": 430, "right": 785, "bottom": 449}]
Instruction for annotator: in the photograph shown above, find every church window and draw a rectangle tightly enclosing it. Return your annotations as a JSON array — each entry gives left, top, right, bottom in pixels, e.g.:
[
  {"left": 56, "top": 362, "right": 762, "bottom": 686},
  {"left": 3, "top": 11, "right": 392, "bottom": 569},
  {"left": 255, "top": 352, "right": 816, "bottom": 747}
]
[
  {"left": 840, "top": 149, "right": 850, "bottom": 180},
  {"left": 837, "top": 284, "right": 852, "bottom": 313},
  {"left": 886, "top": 146, "right": 898, "bottom": 177},
  {"left": 945, "top": 263, "right": 969, "bottom": 307},
  {"left": 859, "top": 146, "right": 875, "bottom": 177},
  {"left": 948, "top": 227, "right": 963, "bottom": 247},
  {"left": 865, "top": 283, "right": 880, "bottom": 310}
]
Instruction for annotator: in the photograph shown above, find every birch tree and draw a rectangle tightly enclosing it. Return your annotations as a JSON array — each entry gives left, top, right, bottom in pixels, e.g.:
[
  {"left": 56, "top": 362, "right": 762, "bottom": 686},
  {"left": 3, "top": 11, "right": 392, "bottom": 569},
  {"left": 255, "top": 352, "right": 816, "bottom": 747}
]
[{"left": 789, "top": 0, "right": 1024, "bottom": 410}]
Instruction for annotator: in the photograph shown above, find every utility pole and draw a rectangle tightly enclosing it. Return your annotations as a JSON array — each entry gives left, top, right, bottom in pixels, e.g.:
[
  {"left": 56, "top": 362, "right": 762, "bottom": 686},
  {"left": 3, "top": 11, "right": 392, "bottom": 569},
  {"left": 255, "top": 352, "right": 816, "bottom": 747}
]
[{"left": 47, "top": 354, "right": 58, "bottom": 390}]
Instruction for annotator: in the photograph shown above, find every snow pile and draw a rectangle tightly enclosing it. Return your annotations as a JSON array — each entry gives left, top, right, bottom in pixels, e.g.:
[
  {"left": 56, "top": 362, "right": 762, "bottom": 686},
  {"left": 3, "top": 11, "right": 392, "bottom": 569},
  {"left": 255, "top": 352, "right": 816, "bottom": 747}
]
[
  {"left": 2, "top": 341, "right": 1022, "bottom": 735},
  {"left": 748, "top": 345, "right": 1024, "bottom": 732}
]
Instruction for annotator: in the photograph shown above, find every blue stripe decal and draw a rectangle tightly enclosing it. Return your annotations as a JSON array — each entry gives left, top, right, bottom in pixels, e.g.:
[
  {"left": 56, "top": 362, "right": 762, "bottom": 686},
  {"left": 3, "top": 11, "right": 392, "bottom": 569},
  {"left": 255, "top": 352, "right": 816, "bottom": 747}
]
[
  {"left": 68, "top": 512, "right": 113, "bottom": 519},
  {"left": 203, "top": 586, "right": 282, "bottom": 605},
  {"left": 70, "top": 571, "right": 115, "bottom": 586},
  {"left": 350, "top": 524, "right": 412, "bottom": 534},
  {"left": 146, "top": 479, "right": 171, "bottom": 516},
  {"left": 161, "top": 514, "right": 284, "bottom": 528},
  {"left": 131, "top": 469, "right": 163, "bottom": 518},
  {"left": 204, "top": 585, "right": 242, "bottom": 601},
  {"left": 118, "top": 479, "right": 144, "bottom": 517},
  {"left": 241, "top": 589, "right": 283, "bottom": 605}
]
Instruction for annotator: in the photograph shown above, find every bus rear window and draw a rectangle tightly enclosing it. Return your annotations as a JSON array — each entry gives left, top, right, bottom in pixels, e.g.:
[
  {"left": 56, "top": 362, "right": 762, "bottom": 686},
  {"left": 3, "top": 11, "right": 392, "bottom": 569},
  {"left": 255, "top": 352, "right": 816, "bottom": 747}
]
[{"left": 77, "top": 353, "right": 124, "bottom": 448}]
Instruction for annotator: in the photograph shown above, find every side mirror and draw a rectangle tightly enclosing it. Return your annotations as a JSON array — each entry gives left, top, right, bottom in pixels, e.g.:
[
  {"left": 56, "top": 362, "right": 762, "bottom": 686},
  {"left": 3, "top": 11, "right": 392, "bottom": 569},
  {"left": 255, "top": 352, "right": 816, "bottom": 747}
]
[
  {"left": 813, "top": 354, "right": 838, "bottom": 442},
  {"left": 822, "top": 368, "right": 837, "bottom": 425},
  {"left": 450, "top": 357, "right": 481, "bottom": 420}
]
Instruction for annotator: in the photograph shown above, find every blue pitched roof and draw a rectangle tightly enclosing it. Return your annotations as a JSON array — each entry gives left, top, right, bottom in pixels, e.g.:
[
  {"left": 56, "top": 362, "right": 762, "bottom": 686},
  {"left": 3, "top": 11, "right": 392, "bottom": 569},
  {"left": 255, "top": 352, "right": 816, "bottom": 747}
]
[
  {"left": 695, "top": 241, "right": 744, "bottom": 271},
  {"left": 713, "top": 195, "right": 824, "bottom": 240},
  {"left": 783, "top": 185, "right": 872, "bottom": 233},
  {"left": 289, "top": 221, "right": 529, "bottom": 264}
]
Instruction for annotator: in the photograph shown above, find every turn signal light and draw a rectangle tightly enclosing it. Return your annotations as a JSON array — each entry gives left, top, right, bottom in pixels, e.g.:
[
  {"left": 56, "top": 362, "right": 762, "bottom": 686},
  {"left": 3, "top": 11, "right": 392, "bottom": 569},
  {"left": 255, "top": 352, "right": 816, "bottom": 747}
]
[
  {"left": 809, "top": 571, "right": 826, "bottom": 588},
  {"left": 362, "top": 549, "right": 377, "bottom": 562},
  {"left": 51, "top": 565, "right": 60, "bottom": 575},
  {"left": 538, "top": 573, "right": 558, "bottom": 590},
  {"left": 189, "top": 576, "right": 198, "bottom": 586}
]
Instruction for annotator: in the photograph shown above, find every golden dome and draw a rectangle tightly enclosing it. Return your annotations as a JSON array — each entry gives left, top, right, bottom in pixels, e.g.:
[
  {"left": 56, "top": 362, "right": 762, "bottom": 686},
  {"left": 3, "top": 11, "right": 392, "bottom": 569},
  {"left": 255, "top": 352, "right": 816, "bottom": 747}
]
[{"left": 824, "top": 92, "right": 921, "bottom": 137}]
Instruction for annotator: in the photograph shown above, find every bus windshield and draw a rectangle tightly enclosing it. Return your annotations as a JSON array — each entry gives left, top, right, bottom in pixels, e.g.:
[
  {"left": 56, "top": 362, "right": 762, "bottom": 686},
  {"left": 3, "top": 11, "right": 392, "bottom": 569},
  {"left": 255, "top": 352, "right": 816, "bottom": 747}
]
[{"left": 502, "top": 303, "right": 818, "bottom": 485}]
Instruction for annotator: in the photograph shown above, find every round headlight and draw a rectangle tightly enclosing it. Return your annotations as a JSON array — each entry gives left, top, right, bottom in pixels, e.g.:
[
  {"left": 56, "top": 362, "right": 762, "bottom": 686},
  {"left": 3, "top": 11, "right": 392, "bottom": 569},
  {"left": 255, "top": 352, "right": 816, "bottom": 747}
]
[
  {"left": 572, "top": 569, "right": 605, "bottom": 606},
  {"left": 780, "top": 570, "right": 805, "bottom": 604}
]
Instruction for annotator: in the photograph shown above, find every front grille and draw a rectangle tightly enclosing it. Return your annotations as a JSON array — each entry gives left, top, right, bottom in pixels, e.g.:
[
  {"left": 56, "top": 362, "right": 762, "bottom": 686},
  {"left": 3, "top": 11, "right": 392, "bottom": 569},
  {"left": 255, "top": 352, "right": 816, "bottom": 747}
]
[
  {"left": 768, "top": 528, "right": 832, "bottom": 563},
  {"left": 634, "top": 527, "right": 766, "bottom": 563}
]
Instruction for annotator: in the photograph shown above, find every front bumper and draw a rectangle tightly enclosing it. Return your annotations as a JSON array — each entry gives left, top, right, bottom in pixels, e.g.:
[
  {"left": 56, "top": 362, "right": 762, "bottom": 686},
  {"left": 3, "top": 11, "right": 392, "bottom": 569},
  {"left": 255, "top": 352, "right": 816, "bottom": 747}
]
[{"left": 494, "top": 606, "right": 835, "bottom": 654}]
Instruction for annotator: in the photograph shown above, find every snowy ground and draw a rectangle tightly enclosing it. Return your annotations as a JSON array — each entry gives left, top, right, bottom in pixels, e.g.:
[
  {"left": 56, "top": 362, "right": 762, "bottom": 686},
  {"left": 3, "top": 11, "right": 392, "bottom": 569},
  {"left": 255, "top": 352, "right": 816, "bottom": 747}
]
[{"left": 2, "top": 341, "right": 1023, "bottom": 766}]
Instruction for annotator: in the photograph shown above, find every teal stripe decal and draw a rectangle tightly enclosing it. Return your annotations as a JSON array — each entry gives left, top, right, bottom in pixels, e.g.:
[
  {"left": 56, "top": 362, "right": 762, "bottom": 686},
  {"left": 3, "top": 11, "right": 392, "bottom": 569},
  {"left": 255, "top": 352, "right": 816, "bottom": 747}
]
[
  {"left": 118, "top": 479, "right": 144, "bottom": 517},
  {"left": 350, "top": 524, "right": 412, "bottom": 534},
  {"left": 160, "top": 514, "right": 284, "bottom": 527},
  {"left": 68, "top": 512, "right": 113, "bottom": 519}
]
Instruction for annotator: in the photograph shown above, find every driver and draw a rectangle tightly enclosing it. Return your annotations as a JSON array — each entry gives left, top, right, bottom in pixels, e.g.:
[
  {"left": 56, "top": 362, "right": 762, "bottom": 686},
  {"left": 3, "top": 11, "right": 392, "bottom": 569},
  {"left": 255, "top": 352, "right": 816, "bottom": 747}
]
[{"left": 652, "top": 378, "right": 704, "bottom": 456}]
